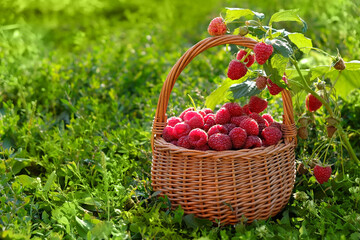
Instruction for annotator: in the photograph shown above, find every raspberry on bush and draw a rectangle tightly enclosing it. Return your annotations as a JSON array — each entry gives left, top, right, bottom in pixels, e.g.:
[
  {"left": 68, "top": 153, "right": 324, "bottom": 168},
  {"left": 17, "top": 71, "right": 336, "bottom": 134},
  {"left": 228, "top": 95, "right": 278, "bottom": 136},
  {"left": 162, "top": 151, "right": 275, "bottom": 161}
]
[{"left": 208, "top": 17, "right": 227, "bottom": 36}]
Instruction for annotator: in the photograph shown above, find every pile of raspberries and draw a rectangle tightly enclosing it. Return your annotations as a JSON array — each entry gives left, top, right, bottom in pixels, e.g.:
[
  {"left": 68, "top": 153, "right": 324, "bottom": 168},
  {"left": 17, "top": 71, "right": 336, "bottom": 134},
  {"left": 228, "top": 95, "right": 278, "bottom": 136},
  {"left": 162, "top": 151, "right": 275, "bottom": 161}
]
[{"left": 162, "top": 96, "right": 283, "bottom": 151}]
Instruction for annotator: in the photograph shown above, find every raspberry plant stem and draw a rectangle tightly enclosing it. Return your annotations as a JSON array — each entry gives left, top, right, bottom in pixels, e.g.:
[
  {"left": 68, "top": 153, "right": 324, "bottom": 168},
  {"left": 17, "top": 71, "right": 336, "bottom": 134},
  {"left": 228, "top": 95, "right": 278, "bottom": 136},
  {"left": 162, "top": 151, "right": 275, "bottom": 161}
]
[{"left": 291, "top": 58, "right": 360, "bottom": 164}]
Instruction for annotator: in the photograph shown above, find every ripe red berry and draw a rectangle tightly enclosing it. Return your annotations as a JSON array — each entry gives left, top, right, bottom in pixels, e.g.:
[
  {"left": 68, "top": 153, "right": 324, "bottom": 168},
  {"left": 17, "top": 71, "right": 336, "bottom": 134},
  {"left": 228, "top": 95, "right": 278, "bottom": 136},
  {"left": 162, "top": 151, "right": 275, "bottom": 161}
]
[
  {"left": 188, "top": 128, "right": 208, "bottom": 148},
  {"left": 208, "top": 124, "right": 228, "bottom": 136},
  {"left": 208, "top": 17, "right": 227, "bottom": 36},
  {"left": 313, "top": 165, "right": 332, "bottom": 184},
  {"left": 167, "top": 117, "right": 182, "bottom": 127},
  {"left": 267, "top": 79, "right": 283, "bottom": 95},
  {"left": 253, "top": 42, "right": 273, "bottom": 65},
  {"left": 261, "top": 126, "right": 283, "bottom": 146},
  {"left": 248, "top": 96, "right": 268, "bottom": 114},
  {"left": 227, "top": 60, "right": 248, "bottom": 80},
  {"left": 244, "top": 135, "right": 262, "bottom": 149},
  {"left": 208, "top": 133, "right": 232, "bottom": 151},
  {"left": 229, "top": 127, "right": 247, "bottom": 149},
  {"left": 255, "top": 76, "right": 267, "bottom": 90},
  {"left": 236, "top": 50, "right": 255, "bottom": 67},
  {"left": 202, "top": 108, "right": 214, "bottom": 115},
  {"left": 262, "top": 114, "right": 274, "bottom": 125},
  {"left": 184, "top": 111, "right": 204, "bottom": 129},
  {"left": 240, "top": 118, "right": 259, "bottom": 136},
  {"left": 177, "top": 136, "right": 192, "bottom": 149},
  {"left": 162, "top": 126, "right": 175, "bottom": 142},
  {"left": 222, "top": 102, "right": 243, "bottom": 117},
  {"left": 249, "top": 113, "right": 267, "bottom": 125},
  {"left": 242, "top": 104, "right": 251, "bottom": 115},
  {"left": 215, "top": 107, "right": 231, "bottom": 125},
  {"left": 231, "top": 116, "right": 249, "bottom": 127},
  {"left": 173, "top": 122, "right": 191, "bottom": 139},
  {"left": 195, "top": 144, "right": 210, "bottom": 151},
  {"left": 305, "top": 93, "right": 323, "bottom": 112},
  {"left": 179, "top": 107, "right": 194, "bottom": 120},
  {"left": 223, "top": 123, "right": 236, "bottom": 132},
  {"left": 269, "top": 122, "right": 282, "bottom": 131}
]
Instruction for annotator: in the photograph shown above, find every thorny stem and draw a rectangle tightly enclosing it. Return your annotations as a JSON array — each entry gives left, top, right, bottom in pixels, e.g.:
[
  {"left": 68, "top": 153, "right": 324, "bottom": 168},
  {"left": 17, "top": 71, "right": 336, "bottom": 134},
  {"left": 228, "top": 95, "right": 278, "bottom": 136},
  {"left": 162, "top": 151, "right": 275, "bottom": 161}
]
[{"left": 291, "top": 58, "right": 359, "bottom": 164}]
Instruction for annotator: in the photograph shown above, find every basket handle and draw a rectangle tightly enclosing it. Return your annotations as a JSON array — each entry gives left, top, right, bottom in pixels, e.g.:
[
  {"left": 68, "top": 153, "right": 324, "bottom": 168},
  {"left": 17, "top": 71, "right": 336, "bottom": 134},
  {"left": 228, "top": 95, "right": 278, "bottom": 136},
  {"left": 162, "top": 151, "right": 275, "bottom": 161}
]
[{"left": 151, "top": 35, "right": 296, "bottom": 150}]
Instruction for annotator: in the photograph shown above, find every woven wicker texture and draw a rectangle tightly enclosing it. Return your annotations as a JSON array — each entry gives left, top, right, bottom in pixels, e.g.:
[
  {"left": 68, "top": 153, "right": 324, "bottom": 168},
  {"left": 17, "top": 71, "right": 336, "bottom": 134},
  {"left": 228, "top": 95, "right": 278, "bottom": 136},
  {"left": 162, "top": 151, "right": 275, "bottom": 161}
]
[{"left": 151, "top": 35, "right": 297, "bottom": 224}]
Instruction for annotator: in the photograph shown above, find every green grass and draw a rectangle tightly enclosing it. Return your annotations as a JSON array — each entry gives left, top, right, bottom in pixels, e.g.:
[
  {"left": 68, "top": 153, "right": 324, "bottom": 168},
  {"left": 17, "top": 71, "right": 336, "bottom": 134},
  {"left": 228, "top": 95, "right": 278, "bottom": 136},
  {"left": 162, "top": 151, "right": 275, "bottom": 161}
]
[{"left": 1, "top": 0, "right": 360, "bottom": 239}]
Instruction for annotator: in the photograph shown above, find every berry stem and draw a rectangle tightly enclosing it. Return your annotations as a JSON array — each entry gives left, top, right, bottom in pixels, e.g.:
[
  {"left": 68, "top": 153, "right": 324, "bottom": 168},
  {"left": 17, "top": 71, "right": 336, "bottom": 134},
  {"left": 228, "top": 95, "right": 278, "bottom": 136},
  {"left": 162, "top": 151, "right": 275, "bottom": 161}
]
[
  {"left": 239, "top": 49, "right": 252, "bottom": 63},
  {"left": 291, "top": 58, "right": 360, "bottom": 164}
]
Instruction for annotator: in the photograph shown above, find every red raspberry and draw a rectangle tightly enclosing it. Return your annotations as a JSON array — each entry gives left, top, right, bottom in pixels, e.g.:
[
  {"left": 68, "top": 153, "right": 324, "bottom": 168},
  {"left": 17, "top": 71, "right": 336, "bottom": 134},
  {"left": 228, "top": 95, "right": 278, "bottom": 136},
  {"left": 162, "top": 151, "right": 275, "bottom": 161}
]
[
  {"left": 236, "top": 50, "right": 255, "bottom": 67},
  {"left": 222, "top": 102, "right": 243, "bottom": 117},
  {"left": 173, "top": 122, "right": 191, "bottom": 139},
  {"left": 167, "top": 117, "right": 182, "bottom": 127},
  {"left": 177, "top": 136, "right": 192, "bottom": 149},
  {"left": 249, "top": 113, "right": 267, "bottom": 125},
  {"left": 258, "top": 123, "right": 268, "bottom": 136},
  {"left": 208, "top": 133, "right": 232, "bottom": 151},
  {"left": 313, "top": 165, "right": 332, "bottom": 184},
  {"left": 244, "top": 136, "right": 262, "bottom": 149},
  {"left": 204, "top": 114, "right": 216, "bottom": 125},
  {"left": 227, "top": 60, "right": 248, "bottom": 80},
  {"left": 198, "top": 110, "right": 206, "bottom": 117},
  {"left": 270, "top": 122, "right": 282, "bottom": 131},
  {"left": 179, "top": 107, "right": 194, "bottom": 120},
  {"left": 248, "top": 96, "right": 268, "bottom": 114},
  {"left": 215, "top": 107, "right": 231, "bottom": 125},
  {"left": 255, "top": 76, "right": 267, "bottom": 90},
  {"left": 223, "top": 123, "right": 236, "bottom": 132},
  {"left": 202, "top": 108, "right": 214, "bottom": 115},
  {"left": 261, "top": 127, "right": 283, "bottom": 146},
  {"left": 208, "top": 17, "right": 227, "bottom": 36},
  {"left": 267, "top": 79, "right": 283, "bottom": 95},
  {"left": 162, "top": 126, "right": 175, "bottom": 142},
  {"left": 184, "top": 111, "right": 204, "bottom": 129},
  {"left": 170, "top": 140, "right": 178, "bottom": 146},
  {"left": 240, "top": 118, "right": 259, "bottom": 136},
  {"left": 195, "top": 144, "right": 210, "bottom": 151},
  {"left": 231, "top": 116, "right": 249, "bottom": 127},
  {"left": 262, "top": 114, "right": 274, "bottom": 124},
  {"left": 229, "top": 127, "right": 247, "bottom": 149},
  {"left": 305, "top": 93, "right": 323, "bottom": 112},
  {"left": 242, "top": 104, "right": 251, "bottom": 115},
  {"left": 208, "top": 124, "right": 228, "bottom": 136},
  {"left": 253, "top": 42, "right": 273, "bottom": 65},
  {"left": 188, "top": 129, "right": 208, "bottom": 148}
]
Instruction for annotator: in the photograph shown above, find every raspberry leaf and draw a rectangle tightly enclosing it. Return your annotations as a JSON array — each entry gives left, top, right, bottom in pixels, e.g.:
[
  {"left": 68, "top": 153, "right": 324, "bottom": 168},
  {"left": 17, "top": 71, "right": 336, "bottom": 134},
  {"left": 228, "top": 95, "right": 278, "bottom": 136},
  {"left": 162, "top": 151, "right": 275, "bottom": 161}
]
[
  {"left": 268, "top": 38, "right": 293, "bottom": 58},
  {"left": 269, "top": 9, "right": 306, "bottom": 31},
  {"left": 288, "top": 33, "right": 312, "bottom": 54},
  {"left": 263, "top": 54, "right": 288, "bottom": 88},
  {"left": 225, "top": 8, "right": 265, "bottom": 23},
  {"left": 230, "top": 80, "right": 261, "bottom": 99}
]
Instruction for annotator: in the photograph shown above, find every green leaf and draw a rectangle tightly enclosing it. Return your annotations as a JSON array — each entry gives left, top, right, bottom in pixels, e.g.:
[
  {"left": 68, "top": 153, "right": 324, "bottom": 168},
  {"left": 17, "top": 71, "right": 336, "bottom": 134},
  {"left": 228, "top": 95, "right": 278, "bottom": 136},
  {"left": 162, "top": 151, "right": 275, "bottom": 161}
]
[
  {"left": 230, "top": 80, "right": 261, "bottom": 99},
  {"left": 43, "top": 170, "right": 56, "bottom": 193},
  {"left": 263, "top": 54, "right": 289, "bottom": 87},
  {"left": 16, "top": 175, "right": 37, "bottom": 189},
  {"left": 269, "top": 38, "right": 293, "bottom": 58},
  {"left": 206, "top": 75, "right": 251, "bottom": 109},
  {"left": 225, "top": 8, "right": 264, "bottom": 23},
  {"left": 269, "top": 9, "right": 305, "bottom": 29},
  {"left": 60, "top": 99, "right": 77, "bottom": 114},
  {"left": 345, "top": 60, "right": 360, "bottom": 70},
  {"left": 288, "top": 33, "right": 312, "bottom": 54}
]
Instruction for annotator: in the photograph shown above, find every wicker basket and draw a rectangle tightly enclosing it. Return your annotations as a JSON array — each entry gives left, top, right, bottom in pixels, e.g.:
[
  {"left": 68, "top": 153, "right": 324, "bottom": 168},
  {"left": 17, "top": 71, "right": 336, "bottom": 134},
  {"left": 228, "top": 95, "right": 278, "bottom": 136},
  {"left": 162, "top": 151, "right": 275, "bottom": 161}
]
[{"left": 151, "top": 35, "right": 297, "bottom": 225}]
